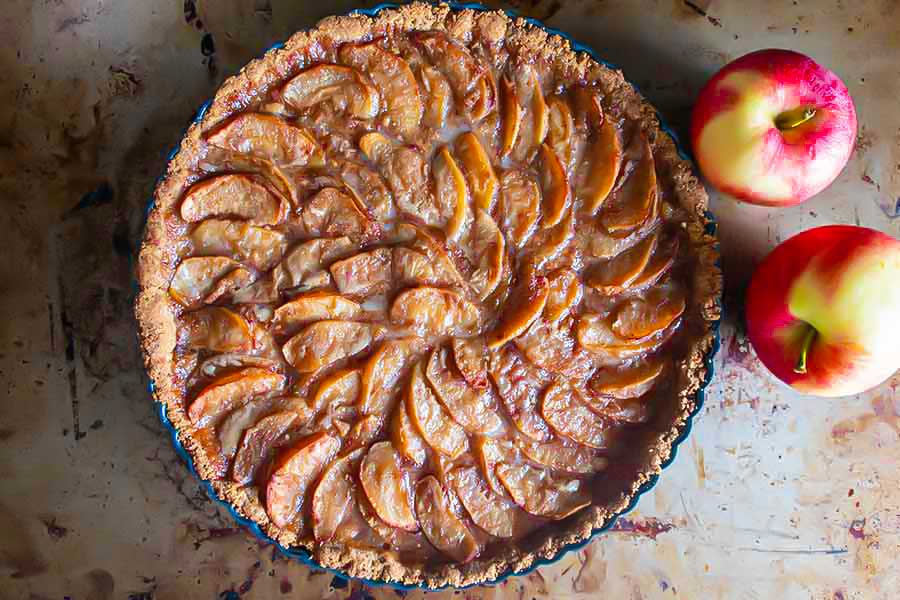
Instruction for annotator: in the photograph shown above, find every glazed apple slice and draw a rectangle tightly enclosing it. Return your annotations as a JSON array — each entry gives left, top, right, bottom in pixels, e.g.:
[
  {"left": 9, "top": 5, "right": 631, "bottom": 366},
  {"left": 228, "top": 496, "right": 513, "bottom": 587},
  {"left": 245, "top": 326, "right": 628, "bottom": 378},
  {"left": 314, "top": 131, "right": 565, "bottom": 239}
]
[
  {"left": 455, "top": 132, "right": 498, "bottom": 212},
  {"left": 589, "top": 360, "right": 665, "bottom": 400},
  {"left": 547, "top": 96, "right": 575, "bottom": 170},
  {"left": 309, "top": 368, "right": 361, "bottom": 416},
  {"left": 451, "top": 337, "right": 488, "bottom": 390},
  {"left": 612, "top": 286, "right": 686, "bottom": 340},
  {"left": 415, "top": 475, "right": 481, "bottom": 562},
  {"left": 419, "top": 65, "right": 453, "bottom": 129},
  {"left": 339, "top": 160, "right": 393, "bottom": 223},
  {"left": 523, "top": 206, "right": 575, "bottom": 273},
  {"left": 473, "top": 436, "right": 519, "bottom": 497},
  {"left": 339, "top": 42, "right": 423, "bottom": 140},
  {"left": 280, "top": 63, "right": 380, "bottom": 119},
  {"left": 544, "top": 268, "right": 582, "bottom": 322},
  {"left": 486, "top": 273, "right": 549, "bottom": 350},
  {"left": 169, "top": 256, "right": 242, "bottom": 308},
  {"left": 359, "top": 338, "right": 426, "bottom": 416},
  {"left": 538, "top": 144, "right": 571, "bottom": 228},
  {"left": 496, "top": 461, "right": 591, "bottom": 520},
  {"left": 406, "top": 361, "right": 468, "bottom": 459},
  {"left": 468, "top": 72, "right": 497, "bottom": 122},
  {"left": 514, "top": 314, "right": 596, "bottom": 380},
  {"left": 447, "top": 466, "right": 519, "bottom": 538},
  {"left": 425, "top": 347, "right": 503, "bottom": 435},
  {"left": 413, "top": 31, "right": 488, "bottom": 121},
  {"left": 273, "top": 236, "right": 355, "bottom": 291},
  {"left": 576, "top": 313, "right": 670, "bottom": 359},
  {"left": 498, "top": 170, "right": 540, "bottom": 248},
  {"left": 188, "top": 368, "right": 285, "bottom": 428},
  {"left": 191, "top": 220, "right": 286, "bottom": 272},
  {"left": 512, "top": 66, "right": 549, "bottom": 162},
  {"left": 630, "top": 235, "right": 679, "bottom": 290},
  {"left": 202, "top": 267, "right": 255, "bottom": 305},
  {"left": 207, "top": 113, "right": 323, "bottom": 167},
  {"left": 282, "top": 321, "right": 385, "bottom": 373},
  {"left": 272, "top": 292, "right": 363, "bottom": 336},
  {"left": 500, "top": 76, "right": 523, "bottom": 158},
  {"left": 329, "top": 247, "right": 392, "bottom": 297},
  {"left": 311, "top": 447, "right": 365, "bottom": 542},
  {"left": 178, "top": 306, "right": 252, "bottom": 353},
  {"left": 181, "top": 174, "right": 286, "bottom": 225},
  {"left": 514, "top": 436, "right": 609, "bottom": 475},
  {"left": 585, "top": 231, "right": 657, "bottom": 295},
  {"left": 581, "top": 114, "right": 623, "bottom": 214},
  {"left": 359, "top": 441, "right": 418, "bottom": 531},
  {"left": 401, "top": 224, "right": 468, "bottom": 287},
  {"left": 390, "top": 400, "right": 428, "bottom": 466},
  {"left": 392, "top": 247, "right": 453, "bottom": 288},
  {"left": 601, "top": 133, "right": 657, "bottom": 234},
  {"left": 361, "top": 134, "right": 441, "bottom": 227},
  {"left": 265, "top": 432, "right": 340, "bottom": 529},
  {"left": 389, "top": 287, "right": 481, "bottom": 337},
  {"left": 488, "top": 346, "right": 553, "bottom": 442},
  {"left": 301, "top": 187, "right": 378, "bottom": 240},
  {"left": 345, "top": 414, "right": 384, "bottom": 448},
  {"left": 468, "top": 208, "right": 506, "bottom": 301},
  {"left": 540, "top": 381, "right": 613, "bottom": 449},
  {"left": 231, "top": 410, "right": 300, "bottom": 485},
  {"left": 433, "top": 145, "right": 471, "bottom": 241}
]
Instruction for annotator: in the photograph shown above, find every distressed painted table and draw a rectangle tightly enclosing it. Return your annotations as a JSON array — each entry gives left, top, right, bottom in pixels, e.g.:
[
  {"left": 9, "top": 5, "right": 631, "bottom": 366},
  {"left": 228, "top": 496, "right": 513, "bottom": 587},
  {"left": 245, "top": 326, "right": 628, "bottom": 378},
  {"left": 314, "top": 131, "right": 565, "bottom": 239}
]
[{"left": 1, "top": 1, "right": 899, "bottom": 598}]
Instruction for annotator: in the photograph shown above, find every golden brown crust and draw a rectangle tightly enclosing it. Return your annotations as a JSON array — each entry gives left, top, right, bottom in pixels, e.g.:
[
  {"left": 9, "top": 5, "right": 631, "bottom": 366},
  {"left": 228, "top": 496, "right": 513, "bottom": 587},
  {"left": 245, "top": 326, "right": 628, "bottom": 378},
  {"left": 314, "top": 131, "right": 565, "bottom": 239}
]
[{"left": 135, "top": 2, "right": 721, "bottom": 588}]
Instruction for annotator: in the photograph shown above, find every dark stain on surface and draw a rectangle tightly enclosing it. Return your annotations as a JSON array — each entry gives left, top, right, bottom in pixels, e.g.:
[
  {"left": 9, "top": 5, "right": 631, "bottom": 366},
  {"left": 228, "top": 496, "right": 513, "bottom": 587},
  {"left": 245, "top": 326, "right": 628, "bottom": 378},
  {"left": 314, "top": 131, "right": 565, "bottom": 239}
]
[
  {"left": 58, "top": 273, "right": 84, "bottom": 441},
  {"left": 279, "top": 578, "right": 293, "bottom": 594},
  {"left": 610, "top": 517, "right": 675, "bottom": 540},
  {"left": 237, "top": 560, "right": 262, "bottom": 594},
  {"left": 66, "top": 182, "right": 114, "bottom": 217},
  {"left": 90, "top": 419, "right": 104, "bottom": 430},
  {"left": 849, "top": 518, "right": 866, "bottom": 540},
  {"left": 184, "top": 0, "right": 198, "bottom": 24},
  {"left": 57, "top": 13, "right": 90, "bottom": 33},
  {"left": 0, "top": 428, "right": 13, "bottom": 441},
  {"left": 331, "top": 575, "right": 349, "bottom": 589},
  {"left": 42, "top": 517, "right": 69, "bottom": 540}
]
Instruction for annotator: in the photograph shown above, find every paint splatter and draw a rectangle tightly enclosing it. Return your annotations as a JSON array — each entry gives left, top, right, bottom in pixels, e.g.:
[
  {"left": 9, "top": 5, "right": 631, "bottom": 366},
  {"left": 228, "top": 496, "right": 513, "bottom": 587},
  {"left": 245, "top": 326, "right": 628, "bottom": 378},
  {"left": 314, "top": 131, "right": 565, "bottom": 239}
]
[
  {"left": 610, "top": 517, "right": 675, "bottom": 539},
  {"left": 849, "top": 518, "right": 866, "bottom": 540}
]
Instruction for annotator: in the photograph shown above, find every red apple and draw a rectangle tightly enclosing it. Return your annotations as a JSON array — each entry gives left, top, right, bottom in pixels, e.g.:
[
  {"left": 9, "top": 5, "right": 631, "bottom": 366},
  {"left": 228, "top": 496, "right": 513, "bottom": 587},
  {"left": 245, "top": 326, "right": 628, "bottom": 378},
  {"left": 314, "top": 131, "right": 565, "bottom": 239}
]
[
  {"left": 691, "top": 49, "right": 857, "bottom": 207},
  {"left": 746, "top": 225, "right": 900, "bottom": 397}
]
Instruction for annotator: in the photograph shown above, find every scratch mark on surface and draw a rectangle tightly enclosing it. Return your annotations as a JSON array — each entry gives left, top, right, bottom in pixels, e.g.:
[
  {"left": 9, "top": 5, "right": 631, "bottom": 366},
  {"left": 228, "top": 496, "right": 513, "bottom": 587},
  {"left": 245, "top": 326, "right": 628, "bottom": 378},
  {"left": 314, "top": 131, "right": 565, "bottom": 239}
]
[
  {"left": 611, "top": 517, "right": 676, "bottom": 540},
  {"left": 58, "top": 274, "right": 83, "bottom": 441},
  {"left": 735, "top": 546, "right": 848, "bottom": 555},
  {"left": 57, "top": 13, "right": 89, "bottom": 33}
]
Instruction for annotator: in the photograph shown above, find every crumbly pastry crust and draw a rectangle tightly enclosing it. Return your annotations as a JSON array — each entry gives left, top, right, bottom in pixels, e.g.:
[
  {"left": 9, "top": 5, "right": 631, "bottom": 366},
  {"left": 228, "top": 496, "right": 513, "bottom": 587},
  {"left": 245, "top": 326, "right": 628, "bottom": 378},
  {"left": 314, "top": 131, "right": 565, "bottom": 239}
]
[{"left": 136, "top": 2, "right": 721, "bottom": 588}]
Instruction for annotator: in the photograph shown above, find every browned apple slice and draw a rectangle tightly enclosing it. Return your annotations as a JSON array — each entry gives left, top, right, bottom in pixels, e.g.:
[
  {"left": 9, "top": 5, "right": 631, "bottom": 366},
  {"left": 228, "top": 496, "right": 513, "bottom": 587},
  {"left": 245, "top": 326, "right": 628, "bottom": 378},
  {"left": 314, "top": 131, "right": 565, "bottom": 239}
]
[
  {"left": 512, "top": 66, "right": 548, "bottom": 162},
  {"left": 207, "top": 113, "right": 323, "bottom": 166},
  {"left": 468, "top": 72, "right": 497, "bottom": 122},
  {"left": 573, "top": 86, "right": 605, "bottom": 130},
  {"left": 265, "top": 432, "right": 340, "bottom": 528},
  {"left": 311, "top": 447, "right": 365, "bottom": 542},
  {"left": 590, "top": 360, "right": 665, "bottom": 400},
  {"left": 401, "top": 224, "right": 468, "bottom": 287},
  {"left": 281, "top": 64, "right": 380, "bottom": 119},
  {"left": 584, "top": 231, "right": 657, "bottom": 295},
  {"left": 339, "top": 161, "right": 393, "bottom": 223},
  {"left": 496, "top": 462, "right": 591, "bottom": 520},
  {"left": 329, "top": 247, "right": 392, "bottom": 298},
  {"left": 500, "top": 76, "right": 523, "bottom": 159},
  {"left": 359, "top": 441, "right": 418, "bottom": 531},
  {"left": 359, "top": 338, "right": 426, "bottom": 416},
  {"left": 425, "top": 347, "right": 503, "bottom": 435},
  {"left": 339, "top": 42, "right": 423, "bottom": 140},
  {"left": 447, "top": 466, "right": 519, "bottom": 538},
  {"left": 216, "top": 395, "right": 310, "bottom": 473},
  {"left": 309, "top": 368, "right": 361, "bottom": 415},
  {"left": 345, "top": 414, "right": 384, "bottom": 448},
  {"left": 612, "top": 286, "right": 686, "bottom": 340},
  {"left": 514, "top": 436, "right": 609, "bottom": 475},
  {"left": 601, "top": 134, "right": 656, "bottom": 234},
  {"left": 181, "top": 174, "right": 286, "bottom": 225},
  {"left": 523, "top": 207, "right": 575, "bottom": 272},
  {"left": 488, "top": 346, "right": 553, "bottom": 442},
  {"left": 188, "top": 368, "right": 285, "bottom": 428},
  {"left": 473, "top": 436, "right": 519, "bottom": 497},
  {"left": 415, "top": 475, "right": 480, "bottom": 562},
  {"left": 581, "top": 115, "right": 623, "bottom": 214},
  {"left": 433, "top": 145, "right": 471, "bottom": 241},
  {"left": 413, "top": 32, "right": 487, "bottom": 121},
  {"left": 468, "top": 208, "right": 505, "bottom": 301},
  {"left": 191, "top": 219, "right": 286, "bottom": 272},
  {"left": 282, "top": 321, "right": 385, "bottom": 373},
  {"left": 419, "top": 65, "right": 453, "bottom": 129},
  {"left": 514, "top": 314, "right": 596, "bottom": 380},
  {"left": 231, "top": 410, "right": 300, "bottom": 485},
  {"left": 406, "top": 362, "right": 468, "bottom": 459},
  {"left": 498, "top": 170, "right": 540, "bottom": 248},
  {"left": 547, "top": 96, "right": 575, "bottom": 169},
  {"left": 392, "top": 247, "right": 454, "bottom": 288},
  {"left": 169, "top": 256, "right": 241, "bottom": 308},
  {"left": 486, "top": 274, "right": 549, "bottom": 350},
  {"left": 544, "top": 268, "right": 582, "bottom": 322},
  {"left": 451, "top": 337, "right": 488, "bottom": 390},
  {"left": 391, "top": 400, "right": 428, "bottom": 466},
  {"left": 630, "top": 235, "right": 679, "bottom": 290},
  {"left": 178, "top": 306, "right": 252, "bottom": 353},
  {"left": 272, "top": 292, "right": 362, "bottom": 336},
  {"left": 455, "top": 132, "right": 498, "bottom": 212},
  {"left": 301, "top": 187, "right": 378, "bottom": 240},
  {"left": 389, "top": 287, "right": 480, "bottom": 337},
  {"left": 541, "top": 381, "right": 613, "bottom": 449},
  {"left": 538, "top": 144, "right": 570, "bottom": 229},
  {"left": 274, "top": 237, "right": 352, "bottom": 292},
  {"left": 202, "top": 266, "right": 255, "bottom": 305},
  {"left": 576, "top": 313, "right": 668, "bottom": 359}
]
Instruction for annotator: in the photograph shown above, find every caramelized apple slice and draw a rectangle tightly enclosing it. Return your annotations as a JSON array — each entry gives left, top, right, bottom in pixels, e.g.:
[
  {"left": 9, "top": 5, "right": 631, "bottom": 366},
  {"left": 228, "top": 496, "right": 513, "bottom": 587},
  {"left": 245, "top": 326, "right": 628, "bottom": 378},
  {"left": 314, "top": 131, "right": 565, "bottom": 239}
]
[
  {"left": 202, "top": 267, "right": 255, "bottom": 305},
  {"left": 339, "top": 161, "right": 393, "bottom": 223},
  {"left": 309, "top": 368, "right": 361, "bottom": 415},
  {"left": 523, "top": 207, "right": 575, "bottom": 272},
  {"left": 425, "top": 347, "right": 503, "bottom": 434},
  {"left": 500, "top": 76, "right": 523, "bottom": 158},
  {"left": 419, "top": 65, "right": 453, "bottom": 129},
  {"left": 601, "top": 134, "right": 656, "bottom": 234},
  {"left": 191, "top": 220, "right": 285, "bottom": 271},
  {"left": 498, "top": 170, "right": 540, "bottom": 248},
  {"left": 547, "top": 96, "right": 575, "bottom": 170},
  {"left": 169, "top": 256, "right": 241, "bottom": 308},
  {"left": 362, "top": 135, "right": 439, "bottom": 227},
  {"left": 302, "top": 187, "right": 377, "bottom": 240},
  {"left": 389, "top": 287, "right": 480, "bottom": 337},
  {"left": 469, "top": 72, "right": 497, "bottom": 122},
  {"left": 359, "top": 441, "right": 418, "bottom": 531},
  {"left": 207, "top": 113, "right": 323, "bottom": 166},
  {"left": 541, "top": 381, "right": 613, "bottom": 449},
  {"left": 577, "top": 313, "right": 668, "bottom": 359},
  {"left": 181, "top": 174, "right": 286, "bottom": 225},
  {"left": 391, "top": 400, "right": 428, "bottom": 466},
  {"left": 538, "top": 144, "right": 570, "bottom": 228},
  {"left": 358, "top": 131, "right": 393, "bottom": 164},
  {"left": 311, "top": 447, "right": 364, "bottom": 542},
  {"left": 585, "top": 231, "right": 657, "bottom": 295},
  {"left": 488, "top": 346, "right": 552, "bottom": 442},
  {"left": 628, "top": 234, "right": 679, "bottom": 291},
  {"left": 496, "top": 462, "right": 591, "bottom": 520},
  {"left": 515, "top": 437, "right": 609, "bottom": 475},
  {"left": 581, "top": 115, "right": 623, "bottom": 213},
  {"left": 188, "top": 367, "right": 285, "bottom": 428},
  {"left": 282, "top": 321, "right": 385, "bottom": 373},
  {"left": 512, "top": 66, "right": 548, "bottom": 162},
  {"left": 612, "top": 286, "right": 686, "bottom": 340},
  {"left": 272, "top": 292, "right": 362, "bottom": 336},
  {"left": 514, "top": 315, "right": 596, "bottom": 380},
  {"left": 215, "top": 395, "right": 309, "bottom": 471},
  {"left": 329, "top": 248, "right": 392, "bottom": 297},
  {"left": 392, "top": 247, "right": 454, "bottom": 288},
  {"left": 274, "top": 236, "right": 354, "bottom": 291},
  {"left": 455, "top": 132, "right": 498, "bottom": 212},
  {"left": 406, "top": 362, "right": 468, "bottom": 459},
  {"left": 544, "top": 268, "right": 582, "bottom": 322},
  {"left": 486, "top": 274, "right": 549, "bottom": 350},
  {"left": 413, "top": 32, "right": 488, "bottom": 121},
  {"left": 447, "top": 466, "right": 519, "bottom": 538},
  {"left": 265, "top": 432, "right": 340, "bottom": 528},
  {"left": 281, "top": 64, "right": 379, "bottom": 119},
  {"left": 231, "top": 411, "right": 300, "bottom": 485},
  {"left": 590, "top": 360, "right": 665, "bottom": 400},
  {"left": 433, "top": 146, "right": 471, "bottom": 241},
  {"left": 416, "top": 475, "right": 480, "bottom": 562},
  {"left": 179, "top": 307, "right": 252, "bottom": 352},
  {"left": 339, "top": 42, "right": 423, "bottom": 140},
  {"left": 359, "top": 338, "right": 426, "bottom": 416},
  {"left": 401, "top": 224, "right": 468, "bottom": 287},
  {"left": 345, "top": 414, "right": 384, "bottom": 448},
  {"left": 451, "top": 337, "right": 488, "bottom": 390},
  {"left": 473, "top": 436, "right": 519, "bottom": 497},
  {"left": 468, "top": 208, "right": 506, "bottom": 301}
]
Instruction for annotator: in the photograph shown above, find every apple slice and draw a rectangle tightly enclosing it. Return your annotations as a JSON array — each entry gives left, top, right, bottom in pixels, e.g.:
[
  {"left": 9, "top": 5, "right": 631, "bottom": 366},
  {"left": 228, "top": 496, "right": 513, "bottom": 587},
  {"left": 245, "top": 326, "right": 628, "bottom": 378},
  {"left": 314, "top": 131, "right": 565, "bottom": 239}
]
[
  {"left": 390, "top": 400, "right": 428, "bottom": 466},
  {"left": 169, "top": 256, "right": 241, "bottom": 308},
  {"left": 345, "top": 414, "right": 384, "bottom": 449},
  {"left": 589, "top": 360, "right": 665, "bottom": 400},
  {"left": 202, "top": 267, "right": 255, "bottom": 305},
  {"left": 181, "top": 174, "right": 286, "bottom": 225},
  {"left": 265, "top": 432, "right": 340, "bottom": 529},
  {"left": 179, "top": 307, "right": 252, "bottom": 353},
  {"left": 188, "top": 368, "right": 285, "bottom": 428},
  {"left": 231, "top": 410, "right": 300, "bottom": 485},
  {"left": 486, "top": 273, "right": 549, "bottom": 350},
  {"left": 541, "top": 381, "right": 613, "bottom": 449},
  {"left": 467, "top": 208, "right": 506, "bottom": 300},
  {"left": 488, "top": 346, "right": 552, "bottom": 442},
  {"left": 392, "top": 247, "right": 454, "bottom": 288},
  {"left": 359, "top": 441, "right": 418, "bottom": 531},
  {"left": 401, "top": 224, "right": 468, "bottom": 287},
  {"left": 339, "top": 161, "right": 393, "bottom": 223},
  {"left": 451, "top": 337, "right": 488, "bottom": 390},
  {"left": 496, "top": 462, "right": 591, "bottom": 520},
  {"left": 585, "top": 231, "right": 657, "bottom": 294},
  {"left": 514, "top": 436, "right": 609, "bottom": 475},
  {"left": 538, "top": 144, "right": 571, "bottom": 228},
  {"left": 207, "top": 113, "right": 323, "bottom": 166},
  {"left": 576, "top": 313, "right": 670, "bottom": 359},
  {"left": 581, "top": 115, "right": 623, "bottom": 214},
  {"left": 523, "top": 206, "right": 575, "bottom": 273},
  {"left": 412, "top": 32, "right": 488, "bottom": 121},
  {"left": 329, "top": 247, "right": 392, "bottom": 298},
  {"left": 405, "top": 361, "right": 468, "bottom": 459},
  {"left": 311, "top": 447, "right": 365, "bottom": 542},
  {"left": 447, "top": 466, "right": 519, "bottom": 538},
  {"left": 513, "top": 314, "right": 595, "bottom": 380},
  {"left": 301, "top": 187, "right": 378, "bottom": 240},
  {"left": 425, "top": 347, "right": 503, "bottom": 435},
  {"left": 630, "top": 235, "right": 679, "bottom": 290},
  {"left": 415, "top": 475, "right": 480, "bottom": 562},
  {"left": 274, "top": 236, "right": 355, "bottom": 291},
  {"left": 498, "top": 170, "right": 540, "bottom": 248},
  {"left": 389, "top": 286, "right": 481, "bottom": 337},
  {"left": 547, "top": 96, "right": 575, "bottom": 170},
  {"left": 601, "top": 133, "right": 657, "bottom": 234},
  {"left": 500, "top": 76, "right": 523, "bottom": 158},
  {"left": 456, "top": 131, "right": 498, "bottom": 212},
  {"left": 612, "top": 286, "right": 686, "bottom": 339},
  {"left": 419, "top": 65, "right": 453, "bottom": 129},
  {"left": 281, "top": 63, "right": 380, "bottom": 119},
  {"left": 282, "top": 320, "right": 385, "bottom": 373},
  {"left": 512, "top": 66, "right": 548, "bottom": 162},
  {"left": 309, "top": 368, "right": 361, "bottom": 415},
  {"left": 544, "top": 268, "right": 582, "bottom": 322},
  {"left": 473, "top": 436, "right": 519, "bottom": 497},
  {"left": 468, "top": 72, "right": 497, "bottom": 122},
  {"left": 191, "top": 219, "right": 286, "bottom": 272},
  {"left": 272, "top": 292, "right": 362, "bottom": 336},
  {"left": 339, "top": 42, "right": 423, "bottom": 140},
  {"left": 433, "top": 145, "right": 471, "bottom": 241},
  {"left": 359, "top": 338, "right": 426, "bottom": 416}
]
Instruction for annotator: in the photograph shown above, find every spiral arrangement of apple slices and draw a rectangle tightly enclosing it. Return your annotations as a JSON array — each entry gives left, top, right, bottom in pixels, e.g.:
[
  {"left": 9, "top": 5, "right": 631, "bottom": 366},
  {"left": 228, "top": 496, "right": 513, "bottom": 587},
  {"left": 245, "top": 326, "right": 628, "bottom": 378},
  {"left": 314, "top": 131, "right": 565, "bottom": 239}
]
[{"left": 166, "top": 31, "right": 688, "bottom": 564}]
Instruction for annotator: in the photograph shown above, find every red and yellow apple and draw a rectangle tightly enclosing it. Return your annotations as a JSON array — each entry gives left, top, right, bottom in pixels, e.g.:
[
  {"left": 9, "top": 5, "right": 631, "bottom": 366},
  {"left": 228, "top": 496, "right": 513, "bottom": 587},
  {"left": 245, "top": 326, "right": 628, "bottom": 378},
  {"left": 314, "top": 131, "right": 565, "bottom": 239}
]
[
  {"left": 691, "top": 49, "right": 857, "bottom": 206},
  {"left": 746, "top": 225, "right": 900, "bottom": 397}
]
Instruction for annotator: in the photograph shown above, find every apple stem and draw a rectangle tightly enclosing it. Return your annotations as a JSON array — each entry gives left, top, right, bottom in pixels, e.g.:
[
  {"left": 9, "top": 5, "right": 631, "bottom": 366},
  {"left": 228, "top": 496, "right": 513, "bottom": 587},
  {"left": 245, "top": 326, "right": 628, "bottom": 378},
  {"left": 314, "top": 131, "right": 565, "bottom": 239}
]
[
  {"left": 794, "top": 326, "right": 817, "bottom": 374},
  {"left": 775, "top": 107, "right": 817, "bottom": 131}
]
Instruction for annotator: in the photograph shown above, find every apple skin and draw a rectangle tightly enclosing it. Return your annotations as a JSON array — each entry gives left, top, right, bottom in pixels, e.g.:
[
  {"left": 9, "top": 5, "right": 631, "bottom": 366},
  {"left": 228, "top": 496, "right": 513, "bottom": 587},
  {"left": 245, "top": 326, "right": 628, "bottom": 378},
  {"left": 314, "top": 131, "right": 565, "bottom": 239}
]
[
  {"left": 691, "top": 49, "right": 857, "bottom": 207},
  {"left": 746, "top": 225, "right": 900, "bottom": 397}
]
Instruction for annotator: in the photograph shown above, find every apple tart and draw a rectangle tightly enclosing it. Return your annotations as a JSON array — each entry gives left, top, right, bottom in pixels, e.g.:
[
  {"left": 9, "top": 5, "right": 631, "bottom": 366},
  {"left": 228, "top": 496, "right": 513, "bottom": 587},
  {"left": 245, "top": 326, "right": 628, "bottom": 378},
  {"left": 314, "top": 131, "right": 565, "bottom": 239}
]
[{"left": 137, "top": 2, "right": 720, "bottom": 588}]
